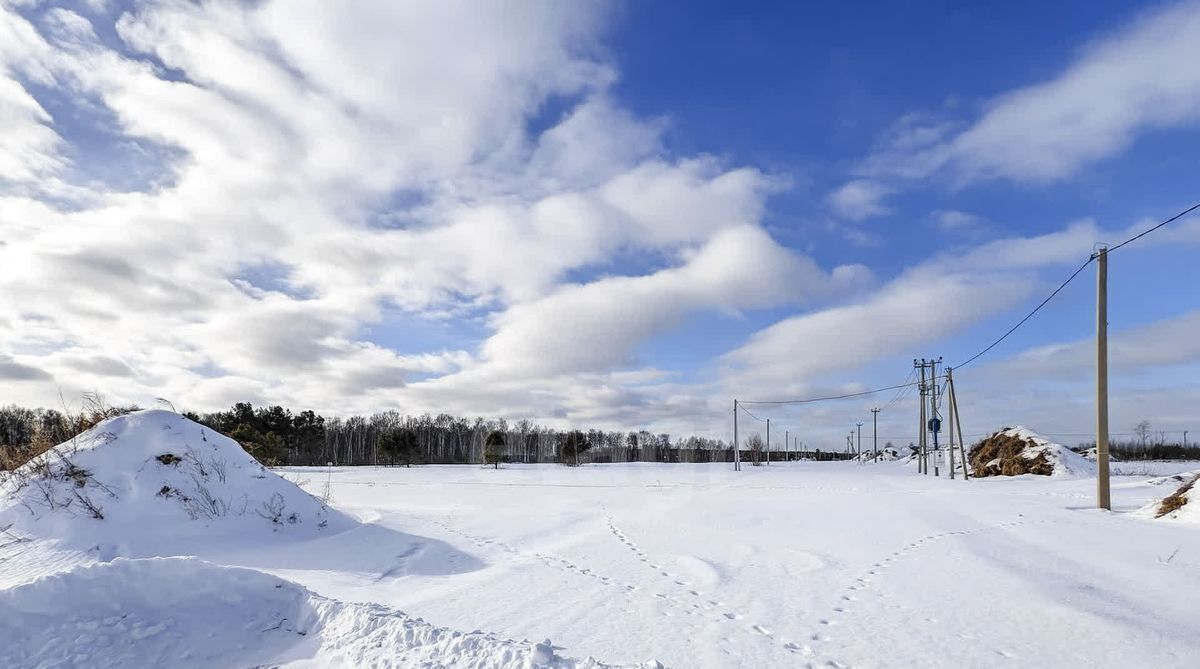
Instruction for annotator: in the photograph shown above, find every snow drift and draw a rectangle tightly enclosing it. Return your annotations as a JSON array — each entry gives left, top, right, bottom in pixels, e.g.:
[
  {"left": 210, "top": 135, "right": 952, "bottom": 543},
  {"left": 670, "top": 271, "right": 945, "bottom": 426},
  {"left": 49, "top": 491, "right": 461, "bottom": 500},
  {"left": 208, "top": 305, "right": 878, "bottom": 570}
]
[
  {"left": 968, "top": 427, "right": 1096, "bottom": 478},
  {"left": 1136, "top": 470, "right": 1200, "bottom": 523},
  {"left": 0, "top": 557, "right": 644, "bottom": 669},
  {"left": 0, "top": 410, "right": 352, "bottom": 557}
]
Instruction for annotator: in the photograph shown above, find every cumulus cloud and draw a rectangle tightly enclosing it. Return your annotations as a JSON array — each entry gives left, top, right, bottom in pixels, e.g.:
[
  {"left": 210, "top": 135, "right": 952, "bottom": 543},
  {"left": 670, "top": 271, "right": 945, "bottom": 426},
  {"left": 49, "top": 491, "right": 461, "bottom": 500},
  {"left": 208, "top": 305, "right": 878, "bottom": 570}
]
[
  {"left": 721, "top": 268, "right": 1034, "bottom": 396},
  {"left": 0, "top": 0, "right": 858, "bottom": 426},
  {"left": 3, "top": 0, "right": 1197, "bottom": 441}
]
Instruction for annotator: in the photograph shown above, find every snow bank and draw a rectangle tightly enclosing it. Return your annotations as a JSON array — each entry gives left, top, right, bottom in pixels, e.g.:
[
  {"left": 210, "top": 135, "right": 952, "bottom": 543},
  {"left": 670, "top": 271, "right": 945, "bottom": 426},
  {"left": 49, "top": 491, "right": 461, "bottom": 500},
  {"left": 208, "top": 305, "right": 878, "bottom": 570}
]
[
  {"left": 1135, "top": 471, "right": 1200, "bottom": 523},
  {"left": 0, "top": 557, "right": 648, "bottom": 669},
  {"left": 968, "top": 426, "right": 1096, "bottom": 478},
  {"left": 0, "top": 410, "right": 352, "bottom": 557}
]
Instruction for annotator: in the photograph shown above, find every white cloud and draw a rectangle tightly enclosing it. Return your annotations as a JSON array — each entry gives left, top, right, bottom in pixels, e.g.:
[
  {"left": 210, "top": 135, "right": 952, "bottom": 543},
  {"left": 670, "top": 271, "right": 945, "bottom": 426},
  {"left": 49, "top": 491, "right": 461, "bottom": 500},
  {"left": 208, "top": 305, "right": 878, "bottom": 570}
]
[
  {"left": 983, "top": 309, "right": 1200, "bottom": 382},
  {"left": 826, "top": 179, "right": 892, "bottom": 221},
  {"left": 3, "top": 0, "right": 1198, "bottom": 443},
  {"left": 0, "top": 0, "right": 862, "bottom": 429},
  {"left": 721, "top": 269, "right": 1034, "bottom": 397},
  {"left": 932, "top": 209, "right": 983, "bottom": 232},
  {"left": 862, "top": 1, "right": 1200, "bottom": 185}
]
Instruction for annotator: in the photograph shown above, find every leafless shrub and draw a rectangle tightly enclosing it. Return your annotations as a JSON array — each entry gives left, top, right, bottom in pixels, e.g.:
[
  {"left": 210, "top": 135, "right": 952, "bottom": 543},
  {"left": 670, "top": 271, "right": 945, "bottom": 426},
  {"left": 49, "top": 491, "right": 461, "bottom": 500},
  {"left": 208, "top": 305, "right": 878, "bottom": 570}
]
[
  {"left": 71, "top": 488, "right": 105, "bottom": 519},
  {"left": 257, "top": 492, "right": 287, "bottom": 524},
  {"left": 209, "top": 456, "right": 228, "bottom": 484},
  {"left": 186, "top": 473, "right": 229, "bottom": 519}
]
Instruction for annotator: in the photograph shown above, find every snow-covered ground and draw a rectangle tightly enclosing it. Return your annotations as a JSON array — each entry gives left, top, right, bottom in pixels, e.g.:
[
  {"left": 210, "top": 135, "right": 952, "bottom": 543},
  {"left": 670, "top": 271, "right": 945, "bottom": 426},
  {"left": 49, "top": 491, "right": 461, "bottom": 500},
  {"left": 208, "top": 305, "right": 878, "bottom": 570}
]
[{"left": 3, "top": 422, "right": 1200, "bottom": 668}]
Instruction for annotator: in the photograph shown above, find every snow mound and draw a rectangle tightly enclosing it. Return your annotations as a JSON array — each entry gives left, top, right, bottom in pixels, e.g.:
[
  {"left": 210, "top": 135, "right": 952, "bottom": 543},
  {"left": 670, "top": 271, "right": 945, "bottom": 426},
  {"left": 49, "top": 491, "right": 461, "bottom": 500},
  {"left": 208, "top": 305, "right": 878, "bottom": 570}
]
[
  {"left": 0, "top": 410, "right": 352, "bottom": 557},
  {"left": 968, "top": 426, "right": 1096, "bottom": 478},
  {"left": 863, "top": 444, "right": 914, "bottom": 462},
  {"left": 1135, "top": 471, "right": 1200, "bottom": 523},
  {"left": 0, "top": 557, "right": 651, "bottom": 669}
]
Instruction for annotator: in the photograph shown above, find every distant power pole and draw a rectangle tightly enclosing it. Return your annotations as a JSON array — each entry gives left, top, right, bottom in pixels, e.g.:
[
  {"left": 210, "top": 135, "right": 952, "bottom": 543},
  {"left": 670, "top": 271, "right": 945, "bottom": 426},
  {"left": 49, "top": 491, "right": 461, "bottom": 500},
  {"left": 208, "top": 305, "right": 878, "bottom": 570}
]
[
  {"left": 785, "top": 429, "right": 789, "bottom": 463},
  {"left": 733, "top": 400, "right": 740, "bottom": 472},
  {"left": 856, "top": 422, "right": 863, "bottom": 464},
  {"left": 1096, "top": 247, "right": 1111, "bottom": 510},
  {"left": 766, "top": 418, "right": 771, "bottom": 465},
  {"left": 871, "top": 408, "right": 880, "bottom": 462}
]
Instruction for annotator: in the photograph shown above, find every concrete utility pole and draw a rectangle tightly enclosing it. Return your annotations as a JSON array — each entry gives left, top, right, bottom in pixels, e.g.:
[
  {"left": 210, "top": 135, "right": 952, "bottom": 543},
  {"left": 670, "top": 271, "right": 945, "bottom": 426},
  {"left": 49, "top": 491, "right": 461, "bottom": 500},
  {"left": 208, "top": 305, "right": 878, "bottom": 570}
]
[
  {"left": 1096, "top": 247, "right": 1111, "bottom": 510},
  {"left": 766, "top": 418, "right": 771, "bottom": 465},
  {"left": 917, "top": 359, "right": 927, "bottom": 475},
  {"left": 733, "top": 400, "right": 740, "bottom": 472},
  {"left": 871, "top": 408, "right": 880, "bottom": 462},
  {"left": 785, "top": 429, "right": 789, "bottom": 463},
  {"left": 1184, "top": 430, "right": 1189, "bottom": 448},
  {"left": 856, "top": 422, "right": 863, "bottom": 464},
  {"left": 945, "top": 368, "right": 957, "bottom": 480},
  {"left": 948, "top": 367, "right": 969, "bottom": 481}
]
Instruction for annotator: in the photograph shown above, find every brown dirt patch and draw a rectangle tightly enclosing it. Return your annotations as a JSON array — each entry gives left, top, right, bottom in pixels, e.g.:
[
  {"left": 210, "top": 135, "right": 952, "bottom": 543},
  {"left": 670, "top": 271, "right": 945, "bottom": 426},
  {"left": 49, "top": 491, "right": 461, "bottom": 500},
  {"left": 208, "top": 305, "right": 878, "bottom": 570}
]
[{"left": 969, "top": 429, "right": 1055, "bottom": 477}]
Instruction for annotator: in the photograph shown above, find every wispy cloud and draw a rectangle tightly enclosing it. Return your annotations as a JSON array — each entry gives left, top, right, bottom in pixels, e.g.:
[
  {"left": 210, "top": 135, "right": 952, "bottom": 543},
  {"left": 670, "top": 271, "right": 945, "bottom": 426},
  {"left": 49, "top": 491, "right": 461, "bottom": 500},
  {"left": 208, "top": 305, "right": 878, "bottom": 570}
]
[{"left": 858, "top": 1, "right": 1200, "bottom": 186}]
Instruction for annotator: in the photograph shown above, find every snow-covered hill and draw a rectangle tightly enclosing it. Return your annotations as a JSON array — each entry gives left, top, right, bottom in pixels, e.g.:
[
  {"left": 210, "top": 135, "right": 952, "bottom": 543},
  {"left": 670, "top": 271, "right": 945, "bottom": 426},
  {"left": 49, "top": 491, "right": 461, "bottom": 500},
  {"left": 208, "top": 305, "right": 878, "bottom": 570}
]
[{"left": 0, "top": 410, "right": 351, "bottom": 558}]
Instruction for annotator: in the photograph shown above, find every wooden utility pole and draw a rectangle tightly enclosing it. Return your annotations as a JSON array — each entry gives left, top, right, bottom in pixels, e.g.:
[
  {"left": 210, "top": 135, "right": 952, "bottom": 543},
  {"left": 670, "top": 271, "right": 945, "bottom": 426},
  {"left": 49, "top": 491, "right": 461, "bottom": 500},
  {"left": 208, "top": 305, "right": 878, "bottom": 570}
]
[
  {"left": 733, "top": 400, "right": 740, "bottom": 472},
  {"left": 1096, "top": 247, "right": 1111, "bottom": 510},
  {"left": 871, "top": 408, "right": 880, "bottom": 462}
]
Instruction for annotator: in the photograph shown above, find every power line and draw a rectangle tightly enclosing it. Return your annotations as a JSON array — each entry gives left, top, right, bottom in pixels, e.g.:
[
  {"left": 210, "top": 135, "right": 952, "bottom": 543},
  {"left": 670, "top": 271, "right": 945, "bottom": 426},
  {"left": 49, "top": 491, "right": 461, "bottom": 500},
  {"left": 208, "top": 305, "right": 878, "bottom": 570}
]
[
  {"left": 880, "top": 369, "right": 917, "bottom": 412},
  {"left": 1106, "top": 201, "right": 1200, "bottom": 254},
  {"left": 736, "top": 403, "right": 767, "bottom": 422},
  {"left": 954, "top": 200, "right": 1200, "bottom": 370},
  {"left": 954, "top": 256, "right": 1094, "bottom": 370},
  {"left": 739, "top": 379, "right": 929, "bottom": 406}
]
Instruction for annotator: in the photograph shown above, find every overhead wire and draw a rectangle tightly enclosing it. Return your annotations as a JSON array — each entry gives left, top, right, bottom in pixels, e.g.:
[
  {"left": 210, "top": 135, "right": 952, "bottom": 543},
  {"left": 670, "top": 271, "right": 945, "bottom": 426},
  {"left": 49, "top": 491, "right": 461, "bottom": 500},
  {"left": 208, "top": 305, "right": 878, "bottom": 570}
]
[
  {"left": 730, "top": 201, "right": 1200, "bottom": 443},
  {"left": 954, "top": 200, "right": 1200, "bottom": 370},
  {"left": 735, "top": 402, "right": 767, "bottom": 422},
  {"left": 1105, "top": 201, "right": 1200, "bottom": 254},
  {"left": 738, "top": 378, "right": 928, "bottom": 406}
]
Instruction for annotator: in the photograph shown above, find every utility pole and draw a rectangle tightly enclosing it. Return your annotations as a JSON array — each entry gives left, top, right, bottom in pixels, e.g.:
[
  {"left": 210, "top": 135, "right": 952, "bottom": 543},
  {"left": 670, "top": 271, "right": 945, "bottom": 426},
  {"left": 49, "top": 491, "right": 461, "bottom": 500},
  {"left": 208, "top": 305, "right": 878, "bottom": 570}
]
[
  {"left": 871, "top": 408, "right": 880, "bottom": 463},
  {"left": 947, "top": 367, "right": 969, "bottom": 481},
  {"left": 733, "top": 400, "right": 740, "bottom": 472},
  {"left": 1096, "top": 247, "right": 1111, "bottom": 510},
  {"left": 785, "top": 429, "right": 789, "bottom": 463},
  {"left": 946, "top": 367, "right": 956, "bottom": 480},
  {"left": 916, "top": 359, "right": 927, "bottom": 475},
  {"left": 926, "top": 362, "right": 936, "bottom": 477},
  {"left": 766, "top": 418, "right": 771, "bottom": 465},
  {"left": 1184, "top": 430, "right": 1188, "bottom": 448},
  {"left": 856, "top": 422, "right": 863, "bottom": 464}
]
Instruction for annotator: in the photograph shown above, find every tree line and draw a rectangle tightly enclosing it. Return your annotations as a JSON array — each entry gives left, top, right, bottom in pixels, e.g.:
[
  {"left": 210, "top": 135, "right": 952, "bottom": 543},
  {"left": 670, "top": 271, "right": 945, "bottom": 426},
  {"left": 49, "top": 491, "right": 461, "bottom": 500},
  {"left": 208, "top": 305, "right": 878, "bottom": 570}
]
[
  {"left": 1073, "top": 420, "right": 1200, "bottom": 461},
  {"left": 0, "top": 401, "right": 734, "bottom": 468}
]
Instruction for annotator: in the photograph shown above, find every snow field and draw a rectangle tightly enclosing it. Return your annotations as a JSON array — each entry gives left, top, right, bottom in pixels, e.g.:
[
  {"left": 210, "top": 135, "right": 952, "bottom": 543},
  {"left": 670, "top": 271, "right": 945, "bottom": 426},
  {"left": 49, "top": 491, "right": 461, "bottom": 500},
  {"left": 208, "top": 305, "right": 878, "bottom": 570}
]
[
  {"left": 1, "top": 412, "right": 1198, "bottom": 668},
  {"left": 268, "top": 462, "right": 1200, "bottom": 669}
]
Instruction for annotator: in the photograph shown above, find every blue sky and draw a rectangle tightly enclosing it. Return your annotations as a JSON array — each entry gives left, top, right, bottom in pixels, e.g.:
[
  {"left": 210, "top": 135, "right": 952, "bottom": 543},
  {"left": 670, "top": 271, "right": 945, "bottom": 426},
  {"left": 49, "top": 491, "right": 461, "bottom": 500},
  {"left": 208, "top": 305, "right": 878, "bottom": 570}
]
[{"left": 2, "top": 0, "right": 1200, "bottom": 445}]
